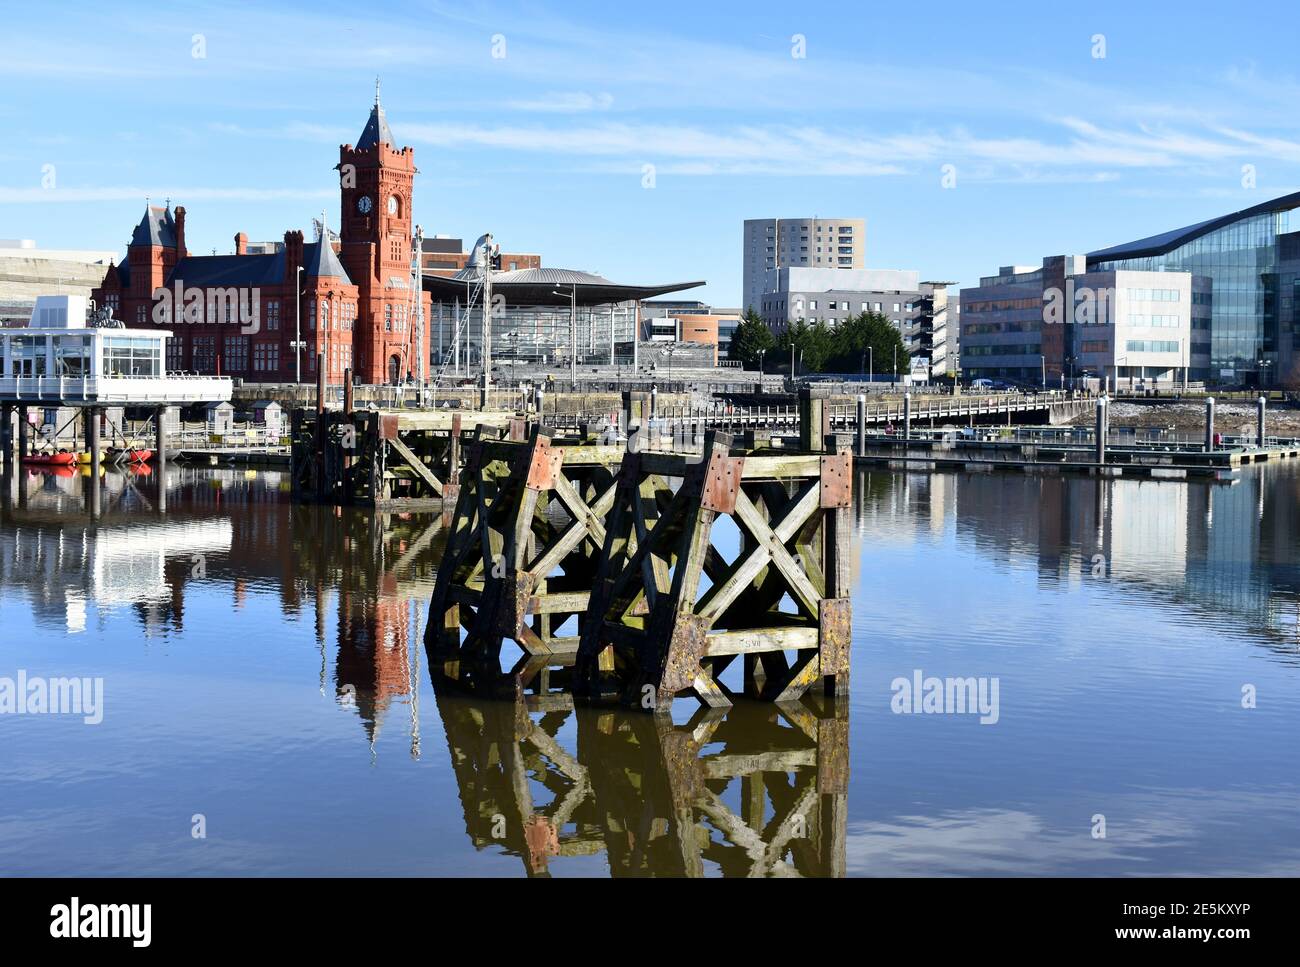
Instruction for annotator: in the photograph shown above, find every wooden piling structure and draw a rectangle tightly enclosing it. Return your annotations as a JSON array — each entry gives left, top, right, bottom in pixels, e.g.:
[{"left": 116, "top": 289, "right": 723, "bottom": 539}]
[
  {"left": 570, "top": 429, "right": 851, "bottom": 711},
  {"left": 423, "top": 421, "right": 854, "bottom": 711},
  {"left": 424, "top": 425, "right": 626, "bottom": 695},
  {"left": 290, "top": 407, "right": 516, "bottom": 509}
]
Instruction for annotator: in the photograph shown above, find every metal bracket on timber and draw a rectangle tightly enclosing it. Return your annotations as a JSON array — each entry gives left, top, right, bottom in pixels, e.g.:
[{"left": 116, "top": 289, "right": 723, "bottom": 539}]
[
  {"left": 571, "top": 428, "right": 853, "bottom": 712},
  {"left": 423, "top": 424, "right": 626, "bottom": 698}
]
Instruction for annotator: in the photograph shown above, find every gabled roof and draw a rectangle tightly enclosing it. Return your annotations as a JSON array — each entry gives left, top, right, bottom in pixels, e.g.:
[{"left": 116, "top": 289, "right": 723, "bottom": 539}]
[
  {"left": 161, "top": 242, "right": 352, "bottom": 289},
  {"left": 1088, "top": 191, "right": 1300, "bottom": 263},
  {"left": 130, "top": 206, "right": 177, "bottom": 248},
  {"left": 303, "top": 240, "right": 351, "bottom": 283},
  {"left": 167, "top": 253, "right": 282, "bottom": 288}
]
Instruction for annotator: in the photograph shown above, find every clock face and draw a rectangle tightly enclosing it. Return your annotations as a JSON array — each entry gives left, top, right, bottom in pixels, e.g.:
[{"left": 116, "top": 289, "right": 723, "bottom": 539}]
[
  {"left": 357, "top": 195, "right": 373, "bottom": 214},
  {"left": 387, "top": 195, "right": 399, "bottom": 215}
]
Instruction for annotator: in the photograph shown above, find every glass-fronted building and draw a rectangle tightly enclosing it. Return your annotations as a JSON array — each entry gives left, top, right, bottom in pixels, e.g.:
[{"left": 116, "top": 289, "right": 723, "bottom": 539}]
[
  {"left": 1088, "top": 192, "right": 1300, "bottom": 387},
  {"left": 0, "top": 294, "right": 231, "bottom": 405}
]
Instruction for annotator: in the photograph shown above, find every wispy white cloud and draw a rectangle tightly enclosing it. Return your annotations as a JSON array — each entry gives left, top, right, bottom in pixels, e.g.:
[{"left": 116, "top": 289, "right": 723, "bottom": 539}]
[
  {"left": 381, "top": 116, "right": 1300, "bottom": 180},
  {"left": 506, "top": 91, "right": 614, "bottom": 113}
]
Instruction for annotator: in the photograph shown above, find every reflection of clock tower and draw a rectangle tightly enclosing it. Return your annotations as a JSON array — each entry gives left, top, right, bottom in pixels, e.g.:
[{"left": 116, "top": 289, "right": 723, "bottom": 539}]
[{"left": 337, "top": 82, "right": 428, "bottom": 385}]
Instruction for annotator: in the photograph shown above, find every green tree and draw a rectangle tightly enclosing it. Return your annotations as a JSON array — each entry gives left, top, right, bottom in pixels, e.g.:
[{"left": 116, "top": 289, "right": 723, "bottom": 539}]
[
  {"left": 824, "top": 311, "right": 909, "bottom": 377},
  {"left": 728, "top": 307, "right": 776, "bottom": 368},
  {"left": 776, "top": 318, "right": 837, "bottom": 374}
]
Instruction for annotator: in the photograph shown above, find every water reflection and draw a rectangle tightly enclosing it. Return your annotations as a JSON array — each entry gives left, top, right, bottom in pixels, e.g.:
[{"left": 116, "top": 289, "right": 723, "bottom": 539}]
[
  {"left": 3, "top": 459, "right": 1300, "bottom": 875},
  {"left": 432, "top": 689, "right": 848, "bottom": 877},
  {"left": 853, "top": 465, "right": 1300, "bottom": 655}
]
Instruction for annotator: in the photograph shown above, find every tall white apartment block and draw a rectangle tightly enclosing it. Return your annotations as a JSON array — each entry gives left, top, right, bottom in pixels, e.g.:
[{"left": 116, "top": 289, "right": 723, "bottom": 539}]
[{"left": 742, "top": 217, "right": 865, "bottom": 313}]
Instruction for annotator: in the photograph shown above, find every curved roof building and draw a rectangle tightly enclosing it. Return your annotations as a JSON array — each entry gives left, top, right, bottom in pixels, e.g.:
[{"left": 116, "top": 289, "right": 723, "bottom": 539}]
[
  {"left": 423, "top": 266, "right": 704, "bottom": 368},
  {"left": 1088, "top": 192, "right": 1300, "bottom": 387},
  {"left": 424, "top": 266, "right": 703, "bottom": 307}
]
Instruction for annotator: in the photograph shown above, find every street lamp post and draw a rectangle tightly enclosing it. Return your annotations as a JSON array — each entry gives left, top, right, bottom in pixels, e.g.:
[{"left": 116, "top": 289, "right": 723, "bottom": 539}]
[
  {"left": 552, "top": 283, "right": 578, "bottom": 388},
  {"left": 869, "top": 346, "right": 873, "bottom": 386},
  {"left": 294, "top": 265, "right": 305, "bottom": 384}
]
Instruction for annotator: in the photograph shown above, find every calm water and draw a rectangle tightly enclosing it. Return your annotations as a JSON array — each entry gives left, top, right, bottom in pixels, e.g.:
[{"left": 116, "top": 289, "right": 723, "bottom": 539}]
[{"left": 1, "top": 460, "right": 1298, "bottom": 876}]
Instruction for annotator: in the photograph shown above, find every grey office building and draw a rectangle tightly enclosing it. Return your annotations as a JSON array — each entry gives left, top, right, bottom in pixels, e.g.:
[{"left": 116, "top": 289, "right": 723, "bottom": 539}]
[{"left": 742, "top": 217, "right": 866, "bottom": 314}]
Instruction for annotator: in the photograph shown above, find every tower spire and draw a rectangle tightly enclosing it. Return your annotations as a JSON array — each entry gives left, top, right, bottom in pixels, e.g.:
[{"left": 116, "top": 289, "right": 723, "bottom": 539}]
[{"left": 375, "top": 75, "right": 381, "bottom": 107}]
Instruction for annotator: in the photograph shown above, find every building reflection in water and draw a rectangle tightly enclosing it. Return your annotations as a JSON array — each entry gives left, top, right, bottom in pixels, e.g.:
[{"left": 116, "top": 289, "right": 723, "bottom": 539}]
[
  {"left": 853, "top": 464, "right": 1300, "bottom": 652},
  {"left": 6, "top": 458, "right": 1300, "bottom": 875}
]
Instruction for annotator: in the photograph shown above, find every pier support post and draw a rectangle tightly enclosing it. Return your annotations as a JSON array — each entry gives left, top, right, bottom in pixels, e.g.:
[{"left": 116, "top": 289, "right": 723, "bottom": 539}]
[
  {"left": 856, "top": 394, "right": 866, "bottom": 457},
  {"left": 16, "top": 405, "right": 27, "bottom": 466},
  {"left": 0, "top": 404, "right": 10, "bottom": 474},
  {"left": 154, "top": 405, "right": 168, "bottom": 513},
  {"left": 154, "top": 405, "right": 167, "bottom": 466},
  {"left": 903, "top": 392, "right": 912, "bottom": 442},
  {"left": 1205, "top": 397, "right": 1215, "bottom": 452},
  {"left": 1257, "top": 395, "right": 1266, "bottom": 448},
  {"left": 1094, "top": 398, "right": 1106, "bottom": 465},
  {"left": 86, "top": 406, "right": 101, "bottom": 519},
  {"left": 799, "top": 386, "right": 830, "bottom": 452}
]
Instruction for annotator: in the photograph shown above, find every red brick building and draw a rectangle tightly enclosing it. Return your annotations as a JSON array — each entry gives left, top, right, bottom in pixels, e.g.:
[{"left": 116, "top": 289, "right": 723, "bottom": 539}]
[{"left": 92, "top": 91, "right": 431, "bottom": 385}]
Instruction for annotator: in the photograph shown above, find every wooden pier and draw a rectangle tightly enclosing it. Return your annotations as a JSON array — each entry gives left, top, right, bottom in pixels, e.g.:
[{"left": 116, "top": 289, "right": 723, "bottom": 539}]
[
  {"left": 290, "top": 407, "right": 524, "bottom": 508},
  {"left": 423, "top": 422, "right": 852, "bottom": 712}
]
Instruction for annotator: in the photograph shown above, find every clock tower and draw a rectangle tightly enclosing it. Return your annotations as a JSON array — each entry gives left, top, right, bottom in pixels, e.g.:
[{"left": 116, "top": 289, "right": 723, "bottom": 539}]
[{"left": 337, "top": 81, "right": 429, "bottom": 384}]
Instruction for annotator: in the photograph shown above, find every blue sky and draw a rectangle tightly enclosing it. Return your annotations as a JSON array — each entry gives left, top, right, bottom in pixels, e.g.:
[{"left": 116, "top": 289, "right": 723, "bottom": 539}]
[{"left": 3, "top": 0, "right": 1299, "bottom": 305}]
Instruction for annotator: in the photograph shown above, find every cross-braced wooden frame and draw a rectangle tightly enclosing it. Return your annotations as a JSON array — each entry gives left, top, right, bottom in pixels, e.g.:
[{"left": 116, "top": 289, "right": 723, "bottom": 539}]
[
  {"left": 424, "top": 425, "right": 626, "bottom": 696},
  {"left": 574, "top": 430, "right": 852, "bottom": 711}
]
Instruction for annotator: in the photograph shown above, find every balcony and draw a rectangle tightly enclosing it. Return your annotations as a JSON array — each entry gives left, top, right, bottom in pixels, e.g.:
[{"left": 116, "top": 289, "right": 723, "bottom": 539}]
[{"left": 0, "top": 373, "right": 234, "bottom": 405}]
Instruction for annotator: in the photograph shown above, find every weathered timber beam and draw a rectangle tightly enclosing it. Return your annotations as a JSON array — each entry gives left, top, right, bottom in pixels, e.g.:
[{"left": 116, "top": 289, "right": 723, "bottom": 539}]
[
  {"left": 387, "top": 435, "right": 445, "bottom": 496},
  {"left": 526, "top": 480, "right": 617, "bottom": 580},
  {"left": 704, "top": 626, "right": 818, "bottom": 655},
  {"left": 697, "top": 479, "right": 820, "bottom": 622},
  {"left": 731, "top": 489, "right": 823, "bottom": 618},
  {"left": 389, "top": 410, "right": 517, "bottom": 432},
  {"left": 699, "top": 749, "right": 817, "bottom": 779},
  {"left": 527, "top": 591, "right": 592, "bottom": 614},
  {"left": 740, "top": 455, "right": 823, "bottom": 480}
]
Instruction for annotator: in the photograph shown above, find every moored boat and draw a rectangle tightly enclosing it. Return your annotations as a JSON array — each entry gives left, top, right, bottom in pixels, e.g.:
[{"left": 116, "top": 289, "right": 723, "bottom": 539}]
[{"left": 22, "top": 451, "right": 77, "bottom": 467}]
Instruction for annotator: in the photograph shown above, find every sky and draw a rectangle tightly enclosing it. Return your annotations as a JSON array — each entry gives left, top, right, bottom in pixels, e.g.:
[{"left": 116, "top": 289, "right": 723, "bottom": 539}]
[{"left": 3, "top": 0, "right": 1300, "bottom": 306}]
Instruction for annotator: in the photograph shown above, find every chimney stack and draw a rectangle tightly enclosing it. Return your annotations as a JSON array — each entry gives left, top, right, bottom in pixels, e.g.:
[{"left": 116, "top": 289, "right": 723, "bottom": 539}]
[
  {"left": 234, "top": 232, "right": 247, "bottom": 256},
  {"left": 174, "top": 206, "right": 187, "bottom": 257},
  {"left": 283, "top": 230, "right": 304, "bottom": 284}
]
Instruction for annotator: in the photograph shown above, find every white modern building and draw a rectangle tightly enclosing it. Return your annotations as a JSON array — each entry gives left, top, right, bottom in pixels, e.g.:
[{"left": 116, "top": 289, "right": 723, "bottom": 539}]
[
  {"left": 959, "top": 256, "right": 1202, "bottom": 387},
  {"left": 742, "top": 217, "right": 866, "bottom": 314},
  {"left": 0, "top": 295, "right": 231, "bottom": 405}
]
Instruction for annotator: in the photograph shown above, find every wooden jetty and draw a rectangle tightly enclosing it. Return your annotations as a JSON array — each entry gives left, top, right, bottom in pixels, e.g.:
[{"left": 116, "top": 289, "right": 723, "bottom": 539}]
[
  {"left": 290, "top": 407, "right": 524, "bottom": 508},
  {"left": 423, "top": 421, "right": 852, "bottom": 712}
]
